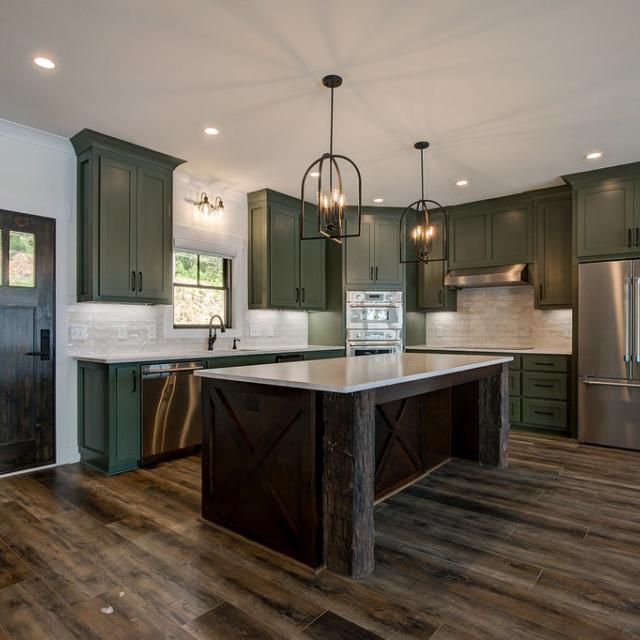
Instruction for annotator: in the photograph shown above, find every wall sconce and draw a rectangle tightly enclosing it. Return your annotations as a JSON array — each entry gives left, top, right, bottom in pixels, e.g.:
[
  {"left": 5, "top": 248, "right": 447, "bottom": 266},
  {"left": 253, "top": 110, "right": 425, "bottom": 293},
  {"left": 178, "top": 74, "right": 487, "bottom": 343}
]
[{"left": 197, "top": 192, "right": 224, "bottom": 220}]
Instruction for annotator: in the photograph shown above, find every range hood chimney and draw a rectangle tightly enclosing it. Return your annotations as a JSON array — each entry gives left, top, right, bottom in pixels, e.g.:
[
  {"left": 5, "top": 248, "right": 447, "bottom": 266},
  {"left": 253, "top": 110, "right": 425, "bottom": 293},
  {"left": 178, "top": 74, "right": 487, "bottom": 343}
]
[{"left": 444, "top": 264, "right": 529, "bottom": 289}]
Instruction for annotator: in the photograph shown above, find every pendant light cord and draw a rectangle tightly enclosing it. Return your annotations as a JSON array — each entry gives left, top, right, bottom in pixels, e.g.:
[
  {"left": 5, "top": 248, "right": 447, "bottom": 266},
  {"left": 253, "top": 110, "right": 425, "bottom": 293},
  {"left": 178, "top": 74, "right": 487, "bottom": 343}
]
[
  {"left": 420, "top": 147, "right": 425, "bottom": 201},
  {"left": 329, "top": 87, "right": 334, "bottom": 192}
]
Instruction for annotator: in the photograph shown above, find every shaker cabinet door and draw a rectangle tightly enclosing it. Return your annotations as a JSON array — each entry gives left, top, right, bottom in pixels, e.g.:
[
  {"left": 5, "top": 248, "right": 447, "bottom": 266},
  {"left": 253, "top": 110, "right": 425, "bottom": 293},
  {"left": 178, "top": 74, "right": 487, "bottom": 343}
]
[
  {"left": 373, "top": 217, "right": 403, "bottom": 286},
  {"left": 300, "top": 209, "right": 326, "bottom": 310},
  {"left": 269, "top": 203, "right": 300, "bottom": 309},
  {"left": 489, "top": 204, "right": 533, "bottom": 264},
  {"left": 449, "top": 210, "right": 489, "bottom": 268},
  {"left": 98, "top": 153, "right": 137, "bottom": 300},
  {"left": 345, "top": 216, "right": 375, "bottom": 286}
]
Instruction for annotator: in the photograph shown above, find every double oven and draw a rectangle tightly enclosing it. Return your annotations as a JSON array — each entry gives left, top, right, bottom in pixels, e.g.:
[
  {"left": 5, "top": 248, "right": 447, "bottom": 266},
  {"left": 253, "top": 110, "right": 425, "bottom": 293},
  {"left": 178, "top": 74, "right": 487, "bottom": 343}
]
[{"left": 345, "top": 291, "right": 403, "bottom": 356}]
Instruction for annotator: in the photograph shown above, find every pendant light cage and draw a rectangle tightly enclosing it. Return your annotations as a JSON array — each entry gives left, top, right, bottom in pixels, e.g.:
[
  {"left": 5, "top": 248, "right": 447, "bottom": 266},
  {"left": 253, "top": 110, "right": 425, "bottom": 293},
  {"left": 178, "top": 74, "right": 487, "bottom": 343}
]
[
  {"left": 399, "top": 141, "right": 449, "bottom": 264},
  {"left": 301, "top": 75, "right": 362, "bottom": 244}
]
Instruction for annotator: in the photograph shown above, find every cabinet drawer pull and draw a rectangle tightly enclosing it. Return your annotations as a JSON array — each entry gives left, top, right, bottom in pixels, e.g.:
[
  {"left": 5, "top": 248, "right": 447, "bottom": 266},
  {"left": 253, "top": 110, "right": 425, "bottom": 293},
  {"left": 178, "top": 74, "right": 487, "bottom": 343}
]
[
  {"left": 533, "top": 362, "right": 554, "bottom": 366},
  {"left": 534, "top": 383, "right": 555, "bottom": 388},
  {"left": 131, "top": 271, "right": 136, "bottom": 292},
  {"left": 138, "top": 271, "right": 143, "bottom": 292},
  {"left": 534, "top": 409, "right": 554, "bottom": 416}
]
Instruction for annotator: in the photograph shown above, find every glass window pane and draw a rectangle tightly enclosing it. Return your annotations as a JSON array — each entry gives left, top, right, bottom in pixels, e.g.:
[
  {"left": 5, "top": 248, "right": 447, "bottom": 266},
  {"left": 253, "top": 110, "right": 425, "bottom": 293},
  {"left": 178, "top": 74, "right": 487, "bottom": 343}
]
[
  {"left": 9, "top": 231, "right": 35, "bottom": 287},
  {"left": 0, "top": 229, "right": 2, "bottom": 285},
  {"left": 174, "top": 285, "right": 226, "bottom": 326},
  {"left": 174, "top": 251, "right": 198, "bottom": 285},
  {"left": 199, "top": 255, "right": 225, "bottom": 287}
]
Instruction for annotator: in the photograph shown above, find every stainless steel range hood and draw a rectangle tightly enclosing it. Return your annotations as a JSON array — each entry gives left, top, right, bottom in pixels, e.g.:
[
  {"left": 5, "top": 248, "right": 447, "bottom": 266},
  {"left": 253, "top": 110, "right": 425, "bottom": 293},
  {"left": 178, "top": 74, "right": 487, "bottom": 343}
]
[{"left": 444, "top": 264, "right": 529, "bottom": 289}]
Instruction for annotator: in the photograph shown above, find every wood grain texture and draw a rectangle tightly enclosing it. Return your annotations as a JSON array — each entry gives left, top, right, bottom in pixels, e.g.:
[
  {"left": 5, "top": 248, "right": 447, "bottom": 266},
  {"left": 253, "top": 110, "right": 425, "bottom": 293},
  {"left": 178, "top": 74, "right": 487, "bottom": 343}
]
[
  {"left": 0, "top": 433, "right": 639, "bottom": 639},
  {"left": 322, "top": 390, "right": 375, "bottom": 578}
]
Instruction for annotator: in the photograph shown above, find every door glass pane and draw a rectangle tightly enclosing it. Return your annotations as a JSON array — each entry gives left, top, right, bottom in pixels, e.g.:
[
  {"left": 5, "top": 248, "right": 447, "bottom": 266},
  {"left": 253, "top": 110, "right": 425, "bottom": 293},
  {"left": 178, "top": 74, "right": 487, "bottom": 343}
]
[
  {"left": 9, "top": 231, "right": 35, "bottom": 287},
  {"left": 198, "top": 255, "right": 224, "bottom": 286}
]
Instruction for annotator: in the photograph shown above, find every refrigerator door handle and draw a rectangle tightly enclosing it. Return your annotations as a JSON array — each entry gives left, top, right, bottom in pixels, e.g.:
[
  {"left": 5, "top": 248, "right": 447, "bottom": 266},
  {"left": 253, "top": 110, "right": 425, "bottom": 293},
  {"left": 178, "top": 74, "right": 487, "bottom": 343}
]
[
  {"left": 624, "top": 277, "right": 632, "bottom": 363},
  {"left": 636, "top": 276, "right": 640, "bottom": 364},
  {"left": 581, "top": 379, "right": 640, "bottom": 389}
]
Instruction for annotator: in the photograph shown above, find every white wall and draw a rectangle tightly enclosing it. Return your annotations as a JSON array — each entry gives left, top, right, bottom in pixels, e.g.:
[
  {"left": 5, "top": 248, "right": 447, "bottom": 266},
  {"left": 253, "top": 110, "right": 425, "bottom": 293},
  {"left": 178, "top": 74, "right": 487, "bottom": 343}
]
[{"left": 0, "top": 119, "right": 78, "bottom": 465}]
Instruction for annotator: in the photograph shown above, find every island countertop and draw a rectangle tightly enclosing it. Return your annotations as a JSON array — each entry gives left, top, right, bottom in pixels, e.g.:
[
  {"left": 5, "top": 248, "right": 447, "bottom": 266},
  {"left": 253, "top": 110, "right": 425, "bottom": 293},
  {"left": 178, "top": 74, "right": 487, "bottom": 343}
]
[{"left": 195, "top": 352, "right": 512, "bottom": 393}]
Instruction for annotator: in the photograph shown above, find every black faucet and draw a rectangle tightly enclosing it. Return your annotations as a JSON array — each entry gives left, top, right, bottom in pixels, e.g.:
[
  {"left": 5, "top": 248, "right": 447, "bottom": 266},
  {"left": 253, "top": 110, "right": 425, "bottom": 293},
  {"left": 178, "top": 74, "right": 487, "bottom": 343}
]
[
  {"left": 233, "top": 338, "right": 241, "bottom": 350},
  {"left": 207, "top": 314, "right": 226, "bottom": 350}
]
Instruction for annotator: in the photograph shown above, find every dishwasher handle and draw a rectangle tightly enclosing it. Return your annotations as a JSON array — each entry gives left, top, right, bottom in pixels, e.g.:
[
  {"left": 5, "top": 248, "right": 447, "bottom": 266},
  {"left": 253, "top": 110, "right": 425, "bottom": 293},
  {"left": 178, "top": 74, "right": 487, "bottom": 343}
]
[{"left": 141, "top": 362, "right": 205, "bottom": 376}]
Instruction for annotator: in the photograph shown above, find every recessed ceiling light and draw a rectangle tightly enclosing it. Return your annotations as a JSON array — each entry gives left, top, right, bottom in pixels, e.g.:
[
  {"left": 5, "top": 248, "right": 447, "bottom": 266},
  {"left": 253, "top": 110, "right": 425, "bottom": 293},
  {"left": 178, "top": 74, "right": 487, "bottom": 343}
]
[
  {"left": 585, "top": 151, "right": 603, "bottom": 160},
  {"left": 310, "top": 171, "right": 320, "bottom": 178},
  {"left": 33, "top": 56, "right": 55, "bottom": 70},
  {"left": 455, "top": 179, "right": 469, "bottom": 187},
  {"left": 203, "top": 127, "right": 219, "bottom": 136},
  {"left": 373, "top": 197, "right": 384, "bottom": 203}
]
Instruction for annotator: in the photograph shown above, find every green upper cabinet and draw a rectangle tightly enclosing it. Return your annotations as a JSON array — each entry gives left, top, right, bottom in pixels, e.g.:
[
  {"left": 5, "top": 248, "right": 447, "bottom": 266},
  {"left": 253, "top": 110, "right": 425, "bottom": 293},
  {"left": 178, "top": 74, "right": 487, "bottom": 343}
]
[
  {"left": 417, "top": 213, "right": 456, "bottom": 311},
  {"left": 71, "top": 129, "right": 184, "bottom": 304},
  {"left": 448, "top": 197, "right": 533, "bottom": 269},
  {"left": 565, "top": 162, "right": 640, "bottom": 262},
  {"left": 247, "top": 189, "right": 326, "bottom": 311},
  {"left": 345, "top": 211, "right": 403, "bottom": 288},
  {"left": 532, "top": 188, "right": 572, "bottom": 308}
]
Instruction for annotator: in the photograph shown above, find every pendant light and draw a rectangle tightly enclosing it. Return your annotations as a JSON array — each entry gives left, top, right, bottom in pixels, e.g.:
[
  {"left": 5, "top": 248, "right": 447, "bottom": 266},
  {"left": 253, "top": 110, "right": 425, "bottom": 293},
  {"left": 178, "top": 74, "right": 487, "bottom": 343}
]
[
  {"left": 399, "top": 141, "right": 448, "bottom": 264},
  {"left": 301, "top": 75, "right": 362, "bottom": 244}
]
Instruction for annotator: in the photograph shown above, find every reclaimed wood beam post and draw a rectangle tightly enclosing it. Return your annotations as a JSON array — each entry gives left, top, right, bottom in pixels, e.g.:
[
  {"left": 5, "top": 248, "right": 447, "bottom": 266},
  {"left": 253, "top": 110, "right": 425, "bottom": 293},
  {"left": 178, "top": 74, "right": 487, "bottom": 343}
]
[
  {"left": 322, "top": 390, "right": 375, "bottom": 578},
  {"left": 478, "top": 363, "right": 509, "bottom": 468}
]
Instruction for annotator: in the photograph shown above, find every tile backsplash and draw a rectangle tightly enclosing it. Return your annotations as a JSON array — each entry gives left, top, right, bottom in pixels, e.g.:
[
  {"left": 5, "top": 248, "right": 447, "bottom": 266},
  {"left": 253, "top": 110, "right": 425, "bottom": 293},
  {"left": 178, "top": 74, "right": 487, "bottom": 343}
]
[
  {"left": 426, "top": 286, "right": 572, "bottom": 349},
  {"left": 67, "top": 303, "right": 308, "bottom": 356}
]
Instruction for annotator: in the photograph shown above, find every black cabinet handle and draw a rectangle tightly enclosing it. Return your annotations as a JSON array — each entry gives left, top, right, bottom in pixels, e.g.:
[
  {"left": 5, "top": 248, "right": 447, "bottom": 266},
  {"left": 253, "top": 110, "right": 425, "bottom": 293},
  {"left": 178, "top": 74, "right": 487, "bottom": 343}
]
[
  {"left": 137, "top": 271, "right": 143, "bottom": 292},
  {"left": 636, "top": 227, "right": 639, "bottom": 248},
  {"left": 628, "top": 228, "right": 633, "bottom": 248},
  {"left": 301, "top": 287, "right": 305, "bottom": 302},
  {"left": 295, "top": 287, "right": 300, "bottom": 302},
  {"left": 131, "top": 271, "right": 136, "bottom": 292},
  {"left": 534, "top": 410, "right": 554, "bottom": 416},
  {"left": 132, "top": 370, "right": 137, "bottom": 393},
  {"left": 533, "top": 362, "right": 554, "bottom": 366},
  {"left": 375, "top": 266, "right": 379, "bottom": 280},
  {"left": 438, "top": 289, "right": 443, "bottom": 304},
  {"left": 534, "top": 383, "right": 555, "bottom": 388},
  {"left": 370, "top": 266, "right": 374, "bottom": 281},
  {"left": 539, "top": 283, "right": 544, "bottom": 300}
]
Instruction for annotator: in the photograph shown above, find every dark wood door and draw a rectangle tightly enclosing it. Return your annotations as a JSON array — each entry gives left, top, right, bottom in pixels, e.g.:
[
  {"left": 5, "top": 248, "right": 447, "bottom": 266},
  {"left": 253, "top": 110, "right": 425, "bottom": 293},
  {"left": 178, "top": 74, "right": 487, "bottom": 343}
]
[{"left": 0, "top": 210, "right": 55, "bottom": 473}]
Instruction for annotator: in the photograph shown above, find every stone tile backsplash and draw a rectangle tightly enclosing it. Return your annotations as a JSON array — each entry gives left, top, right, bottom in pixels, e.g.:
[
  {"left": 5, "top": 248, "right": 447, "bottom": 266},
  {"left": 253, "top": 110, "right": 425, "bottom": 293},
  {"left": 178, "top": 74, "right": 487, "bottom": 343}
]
[
  {"left": 67, "top": 303, "right": 308, "bottom": 356},
  {"left": 425, "top": 286, "right": 572, "bottom": 349}
]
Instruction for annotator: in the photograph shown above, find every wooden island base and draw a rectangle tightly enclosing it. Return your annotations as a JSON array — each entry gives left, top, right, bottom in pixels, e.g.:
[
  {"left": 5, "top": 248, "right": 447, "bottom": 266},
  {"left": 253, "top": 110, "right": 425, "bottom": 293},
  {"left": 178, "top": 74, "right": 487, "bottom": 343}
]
[{"left": 201, "top": 361, "right": 509, "bottom": 578}]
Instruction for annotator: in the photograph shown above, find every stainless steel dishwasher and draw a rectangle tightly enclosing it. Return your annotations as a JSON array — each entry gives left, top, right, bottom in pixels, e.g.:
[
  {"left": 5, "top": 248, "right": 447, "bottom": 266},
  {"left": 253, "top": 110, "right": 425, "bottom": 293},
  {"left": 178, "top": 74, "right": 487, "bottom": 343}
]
[{"left": 140, "top": 361, "right": 204, "bottom": 464}]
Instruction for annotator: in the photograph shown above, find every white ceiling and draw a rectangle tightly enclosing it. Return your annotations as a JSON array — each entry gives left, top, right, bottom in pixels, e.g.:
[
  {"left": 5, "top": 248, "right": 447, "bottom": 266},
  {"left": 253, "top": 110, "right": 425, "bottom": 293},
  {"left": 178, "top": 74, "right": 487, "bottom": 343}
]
[{"left": 1, "top": 0, "right": 640, "bottom": 206}]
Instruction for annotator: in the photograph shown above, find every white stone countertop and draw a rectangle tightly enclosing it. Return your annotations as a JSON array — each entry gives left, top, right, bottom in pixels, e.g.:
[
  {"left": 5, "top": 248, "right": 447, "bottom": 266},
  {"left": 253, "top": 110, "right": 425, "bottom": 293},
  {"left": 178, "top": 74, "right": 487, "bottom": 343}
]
[
  {"left": 407, "top": 344, "right": 572, "bottom": 356},
  {"left": 70, "top": 345, "right": 345, "bottom": 365},
  {"left": 195, "top": 352, "right": 512, "bottom": 394}
]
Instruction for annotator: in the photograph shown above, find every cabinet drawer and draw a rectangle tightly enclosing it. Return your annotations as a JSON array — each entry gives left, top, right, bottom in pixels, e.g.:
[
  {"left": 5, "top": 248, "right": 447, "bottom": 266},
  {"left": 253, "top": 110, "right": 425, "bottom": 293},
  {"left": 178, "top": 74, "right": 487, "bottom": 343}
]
[
  {"left": 522, "top": 399, "right": 567, "bottom": 429},
  {"left": 508, "top": 397, "right": 521, "bottom": 423},
  {"left": 509, "top": 354, "right": 522, "bottom": 370},
  {"left": 523, "top": 354, "right": 568, "bottom": 373},
  {"left": 523, "top": 372, "right": 567, "bottom": 400},
  {"left": 508, "top": 370, "right": 521, "bottom": 397}
]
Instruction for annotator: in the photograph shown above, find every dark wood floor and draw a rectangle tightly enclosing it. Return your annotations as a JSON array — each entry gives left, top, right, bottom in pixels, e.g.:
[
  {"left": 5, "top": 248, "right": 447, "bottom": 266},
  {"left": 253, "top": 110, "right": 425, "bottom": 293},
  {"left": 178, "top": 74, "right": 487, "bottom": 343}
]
[{"left": 0, "top": 433, "right": 638, "bottom": 639}]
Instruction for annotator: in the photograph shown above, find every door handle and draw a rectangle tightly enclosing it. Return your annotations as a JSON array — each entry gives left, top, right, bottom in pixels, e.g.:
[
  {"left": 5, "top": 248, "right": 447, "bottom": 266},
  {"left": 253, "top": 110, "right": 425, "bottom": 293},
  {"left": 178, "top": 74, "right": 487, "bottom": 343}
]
[
  {"left": 131, "top": 271, "right": 136, "bottom": 292},
  {"left": 624, "top": 277, "right": 632, "bottom": 363},
  {"left": 25, "top": 329, "right": 50, "bottom": 361},
  {"left": 138, "top": 271, "right": 143, "bottom": 292}
]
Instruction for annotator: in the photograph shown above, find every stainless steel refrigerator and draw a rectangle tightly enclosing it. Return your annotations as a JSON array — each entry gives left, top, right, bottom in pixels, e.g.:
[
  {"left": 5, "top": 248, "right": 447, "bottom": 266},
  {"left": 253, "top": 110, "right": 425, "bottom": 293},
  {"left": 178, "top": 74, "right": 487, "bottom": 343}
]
[{"left": 579, "top": 260, "right": 640, "bottom": 450}]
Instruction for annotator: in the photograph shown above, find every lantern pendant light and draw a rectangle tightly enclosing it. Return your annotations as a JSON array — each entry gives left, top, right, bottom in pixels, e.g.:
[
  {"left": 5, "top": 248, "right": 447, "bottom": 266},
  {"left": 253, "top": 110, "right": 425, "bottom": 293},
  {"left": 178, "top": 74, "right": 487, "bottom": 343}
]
[
  {"left": 399, "top": 141, "right": 449, "bottom": 264},
  {"left": 301, "top": 75, "right": 362, "bottom": 244}
]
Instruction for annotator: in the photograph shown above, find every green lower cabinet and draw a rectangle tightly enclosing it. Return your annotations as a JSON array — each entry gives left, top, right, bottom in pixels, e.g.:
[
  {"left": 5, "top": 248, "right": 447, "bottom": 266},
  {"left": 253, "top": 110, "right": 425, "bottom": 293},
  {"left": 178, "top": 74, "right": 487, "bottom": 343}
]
[
  {"left": 522, "top": 398, "right": 567, "bottom": 431},
  {"left": 78, "top": 362, "right": 140, "bottom": 475},
  {"left": 523, "top": 372, "right": 567, "bottom": 401},
  {"left": 508, "top": 370, "right": 521, "bottom": 396},
  {"left": 508, "top": 397, "right": 521, "bottom": 423}
]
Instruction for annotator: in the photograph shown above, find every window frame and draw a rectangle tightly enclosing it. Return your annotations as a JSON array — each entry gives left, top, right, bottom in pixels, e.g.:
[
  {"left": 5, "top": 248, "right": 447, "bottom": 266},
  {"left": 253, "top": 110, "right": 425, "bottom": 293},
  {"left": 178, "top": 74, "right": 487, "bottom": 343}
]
[{"left": 173, "top": 249, "right": 233, "bottom": 329}]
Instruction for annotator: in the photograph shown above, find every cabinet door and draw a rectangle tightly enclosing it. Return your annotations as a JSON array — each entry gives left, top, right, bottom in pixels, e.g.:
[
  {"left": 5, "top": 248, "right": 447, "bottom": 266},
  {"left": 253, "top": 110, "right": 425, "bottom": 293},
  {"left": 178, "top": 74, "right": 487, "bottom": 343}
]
[
  {"left": 576, "top": 180, "right": 635, "bottom": 259},
  {"left": 136, "top": 164, "right": 172, "bottom": 303},
  {"left": 112, "top": 365, "right": 140, "bottom": 472},
  {"left": 449, "top": 210, "right": 489, "bottom": 268},
  {"left": 489, "top": 204, "right": 533, "bottom": 264},
  {"left": 418, "top": 260, "right": 445, "bottom": 309},
  {"left": 98, "top": 153, "right": 137, "bottom": 299},
  {"left": 373, "top": 217, "right": 403, "bottom": 286},
  {"left": 536, "top": 195, "right": 572, "bottom": 307},
  {"left": 300, "top": 208, "right": 326, "bottom": 310},
  {"left": 345, "top": 215, "right": 375, "bottom": 286},
  {"left": 269, "top": 203, "right": 300, "bottom": 309}
]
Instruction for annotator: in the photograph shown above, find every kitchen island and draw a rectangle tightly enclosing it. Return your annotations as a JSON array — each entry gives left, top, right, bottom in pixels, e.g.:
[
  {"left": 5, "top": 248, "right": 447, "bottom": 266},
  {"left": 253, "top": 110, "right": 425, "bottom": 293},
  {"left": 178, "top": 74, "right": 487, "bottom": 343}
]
[{"left": 196, "top": 352, "right": 511, "bottom": 578}]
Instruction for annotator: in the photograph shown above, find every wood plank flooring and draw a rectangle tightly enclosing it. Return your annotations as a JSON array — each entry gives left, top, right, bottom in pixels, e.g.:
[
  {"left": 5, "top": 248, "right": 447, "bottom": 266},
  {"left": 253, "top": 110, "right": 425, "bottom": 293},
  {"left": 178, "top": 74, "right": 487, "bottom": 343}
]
[{"left": 0, "top": 433, "right": 638, "bottom": 639}]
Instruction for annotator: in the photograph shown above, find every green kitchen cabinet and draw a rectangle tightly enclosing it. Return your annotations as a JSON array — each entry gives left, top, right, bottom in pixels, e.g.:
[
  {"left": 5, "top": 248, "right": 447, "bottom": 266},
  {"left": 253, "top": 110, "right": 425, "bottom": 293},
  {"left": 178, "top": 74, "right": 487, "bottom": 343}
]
[
  {"left": 448, "top": 197, "right": 533, "bottom": 269},
  {"left": 532, "top": 189, "right": 572, "bottom": 308},
  {"left": 345, "top": 212, "right": 403, "bottom": 288},
  {"left": 248, "top": 189, "right": 326, "bottom": 310},
  {"left": 417, "top": 214, "right": 457, "bottom": 311},
  {"left": 77, "top": 362, "right": 141, "bottom": 475},
  {"left": 71, "top": 129, "right": 184, "bottom": 304}
]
